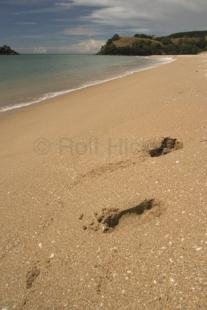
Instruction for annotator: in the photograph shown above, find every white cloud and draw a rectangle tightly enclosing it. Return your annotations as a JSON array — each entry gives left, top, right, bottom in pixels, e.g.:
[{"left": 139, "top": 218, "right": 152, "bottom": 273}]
[
  {"left": 16, "top": 46, "right": 48, "bottom": 53},
  {"left": 71, "top": 0, "right": 113, "bottom": 7},
  {"left": 162, "top": 0, "right": 205, "bottom": 12},
  {"left": 33, "top": 46, "right": 47, "bottom": 54},
  {"left": 55, "top": 2, "right": 72, "bottom": 9},
  {"left": 68, "top": 39, "right": 105, "bottom": 53},
  {"left": 86, "top": 6, "right": 152, "bottom": 27},
  {"left": 69, "top": 0, "right": 207, "bottom": 33}
]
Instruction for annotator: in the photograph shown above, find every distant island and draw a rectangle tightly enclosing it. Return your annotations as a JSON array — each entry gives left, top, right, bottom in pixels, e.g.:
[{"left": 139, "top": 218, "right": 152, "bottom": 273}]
[
  {"left": 0, "top": 45, "right": 19, "bottom": 55},
  {"left": 98, "top": 31, "right": 207, "bottom": 56}
]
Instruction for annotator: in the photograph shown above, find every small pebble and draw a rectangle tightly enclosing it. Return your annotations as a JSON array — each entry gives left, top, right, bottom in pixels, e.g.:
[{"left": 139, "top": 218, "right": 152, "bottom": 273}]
[
  {"left": 79, "top": 214, "right": 84, "bottom": 220},
  {"left": 110, "top": 247, "right": 118, "bottom": 252},
  {"left": 49, "top": 253, "right": 55, "bottom": 259}
]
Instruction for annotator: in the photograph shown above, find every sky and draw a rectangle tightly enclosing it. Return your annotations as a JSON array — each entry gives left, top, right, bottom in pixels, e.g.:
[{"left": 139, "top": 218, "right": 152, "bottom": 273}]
[{"left": 0, "top": 0, "right": 207, "bottom": 54}]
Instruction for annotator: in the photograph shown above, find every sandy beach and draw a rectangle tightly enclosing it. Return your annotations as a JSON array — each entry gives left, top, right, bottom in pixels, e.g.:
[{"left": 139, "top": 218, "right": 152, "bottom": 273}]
[{"left": 0, "top": 54, "right": 207, "bottom": 309}]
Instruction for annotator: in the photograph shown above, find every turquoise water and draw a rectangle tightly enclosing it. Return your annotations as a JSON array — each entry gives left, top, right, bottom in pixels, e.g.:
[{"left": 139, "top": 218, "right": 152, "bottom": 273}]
[{"left": 0, "top": 54, "right": 171, "bottom": 112}]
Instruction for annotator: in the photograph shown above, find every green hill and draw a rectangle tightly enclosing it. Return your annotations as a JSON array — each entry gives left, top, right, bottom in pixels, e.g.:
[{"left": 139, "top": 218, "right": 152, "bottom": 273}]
[{"left": 98, "top": 31, "right": 207, "bottom": 56}]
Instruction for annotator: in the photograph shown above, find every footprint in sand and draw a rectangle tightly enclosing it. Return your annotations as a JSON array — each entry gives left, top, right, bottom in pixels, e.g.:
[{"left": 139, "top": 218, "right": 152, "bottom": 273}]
[
  {"left": 147, "top": 137, "right": 183, "bottom": 157},
  {"left": 70, "top": 137, "right": 183, "bottom": 191},
  {"left": 69, "top": 158, "right": 142, "bottom": 190},
  {"left": 26, "top": 265, "right": 40, "bottom": 289},
  {"left": 82, "top": 199, "right": 162, "bottom": 233}
]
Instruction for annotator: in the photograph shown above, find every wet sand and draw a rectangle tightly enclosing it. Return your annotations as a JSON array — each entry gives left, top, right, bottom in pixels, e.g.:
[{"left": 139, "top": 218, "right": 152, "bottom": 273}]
[{"left": 0, "top": 54, "right": 207, "bottom": 309}]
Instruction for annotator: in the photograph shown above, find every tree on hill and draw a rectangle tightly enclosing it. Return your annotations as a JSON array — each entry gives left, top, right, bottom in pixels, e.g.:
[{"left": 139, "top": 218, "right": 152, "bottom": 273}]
[
  {"left": 111, "top": 34, "right": 120, "bottom": 41},
  {"left": 134, "top": 34, "right": 153, "bottom": 39}
]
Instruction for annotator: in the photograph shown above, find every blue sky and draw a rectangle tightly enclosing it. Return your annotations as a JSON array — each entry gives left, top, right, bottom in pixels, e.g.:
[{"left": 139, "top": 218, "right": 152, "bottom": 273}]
[{"left": 0, "top": 0, "right": 207, "bottom": 53}]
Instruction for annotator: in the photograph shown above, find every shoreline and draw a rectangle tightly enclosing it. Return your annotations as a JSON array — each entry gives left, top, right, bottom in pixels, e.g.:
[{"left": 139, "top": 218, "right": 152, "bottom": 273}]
[
  {"left": 0, "top": 53, "right": 207, "bottom": 309},
  {"left": 0, "top": 55, "right": 175, "bottom": 113}
]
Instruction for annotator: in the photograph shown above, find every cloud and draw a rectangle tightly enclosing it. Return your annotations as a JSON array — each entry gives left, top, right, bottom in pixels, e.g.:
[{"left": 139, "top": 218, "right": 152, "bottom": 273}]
[
  {"left": 68, "top": 39, "right": 105, "bottom": 53},
  {"left": 63, "top": 26, "right": 97, "bottom": 36},
  {"left": 69, "top": 0, "right": 207, "bottom": 33},
  {"left": 33, "top": 46, "right": 48, "bottom": 54},
  {"left": 71, "top": 0, "right": 112, "bottom": 7},
  {"left": 71, "top": 0, "right": 207, "bottom": 12},
  {"left": 163, "top": 0, "right": 206, "bottom": 12},
  {"left": 16, "top": 39, "right": 105, "bottom": 54},
  {"left": 16, "top": 46, "right": 48, "bottom": 53},
  {"left": 7, "top": 1, "right": 207, "bottom": 33},
  {"left": 86, "top": 6, "right": 152, "bottom": 27},
  {"left": 54, "top": 2, "right": 72, "bottom": 9}
]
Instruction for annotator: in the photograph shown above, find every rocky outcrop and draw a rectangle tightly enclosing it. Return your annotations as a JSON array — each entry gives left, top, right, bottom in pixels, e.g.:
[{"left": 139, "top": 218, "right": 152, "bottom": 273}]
[{"left": 0, "top": 45, "right": 19, "bottom": 55}]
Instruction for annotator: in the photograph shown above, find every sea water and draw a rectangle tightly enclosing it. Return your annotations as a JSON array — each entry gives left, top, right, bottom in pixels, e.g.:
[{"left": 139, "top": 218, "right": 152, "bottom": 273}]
[{"left": 0, "top": 54, "right": 173, "bottom": 112}]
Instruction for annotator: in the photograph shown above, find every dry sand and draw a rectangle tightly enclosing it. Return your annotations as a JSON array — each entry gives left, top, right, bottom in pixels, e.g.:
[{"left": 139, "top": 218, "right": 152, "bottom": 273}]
[{"left": 0, "top": 54, "right": 207, "bottom": 309}]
